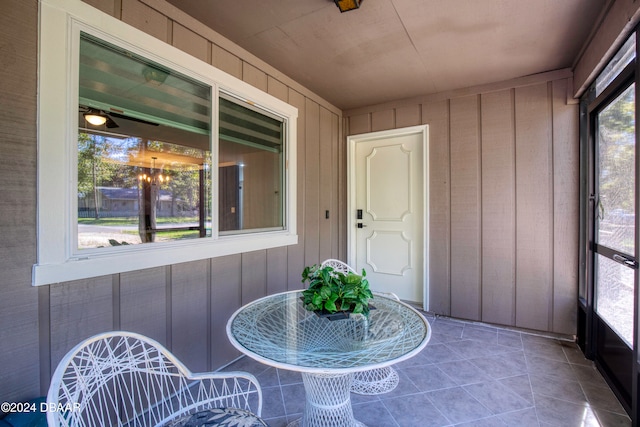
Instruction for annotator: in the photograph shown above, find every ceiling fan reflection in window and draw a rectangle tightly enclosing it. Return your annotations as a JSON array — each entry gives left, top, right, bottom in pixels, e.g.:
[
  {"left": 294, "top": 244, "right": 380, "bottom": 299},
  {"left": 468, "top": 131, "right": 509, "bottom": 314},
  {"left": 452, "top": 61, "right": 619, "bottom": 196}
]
[{"left": 79, "top": 105, "right": 159, "bottom": 129}]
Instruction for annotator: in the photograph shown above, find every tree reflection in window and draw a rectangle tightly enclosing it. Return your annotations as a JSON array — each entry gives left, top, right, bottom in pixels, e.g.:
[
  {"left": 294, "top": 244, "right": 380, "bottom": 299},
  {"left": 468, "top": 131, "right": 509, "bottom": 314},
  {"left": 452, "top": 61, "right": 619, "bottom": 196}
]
[{"left": 77, "top": 132, "right": 211, "bottom": 249}]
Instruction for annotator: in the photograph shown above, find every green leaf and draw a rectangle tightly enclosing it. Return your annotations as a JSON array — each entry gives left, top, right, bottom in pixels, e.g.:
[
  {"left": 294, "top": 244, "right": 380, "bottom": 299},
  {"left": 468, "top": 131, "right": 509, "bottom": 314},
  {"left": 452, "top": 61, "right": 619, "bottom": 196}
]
[
  {"left": 311, "top": 293, "right": 323, "bottom": 307},
  {"left": 319, "top": 285, "right": 332, "bottom": 299},
  {"left": 301, "top": 266, "right": 311, "bottom": 282},
  {"left": 352, "top": 302, "right": 363, "bottom": 314},
  {"left": 343, "top": 272, "right": 361, "bottom": 284},
  {"left": 342, "top": 288, "right": 357, "bottom": 299},
  {"left": 324, "top": 299, "right": 337, "bottom": 312}
]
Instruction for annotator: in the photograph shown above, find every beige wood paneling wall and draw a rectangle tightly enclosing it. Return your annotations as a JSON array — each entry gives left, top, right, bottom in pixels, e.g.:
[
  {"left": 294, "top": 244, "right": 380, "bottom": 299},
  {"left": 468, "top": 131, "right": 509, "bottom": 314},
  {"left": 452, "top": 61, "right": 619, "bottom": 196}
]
[
  {"left": 0, "top": 0, "right": 344, "bottom": 405},
  {"left": 480, "top": 90, "right": 516, "bottom": 326},
  {"left": 0, "top": 0, "right": 41, "bottom": 405},
  {"left": 345, "top": 74, "right": 579, "bottom": 335}
]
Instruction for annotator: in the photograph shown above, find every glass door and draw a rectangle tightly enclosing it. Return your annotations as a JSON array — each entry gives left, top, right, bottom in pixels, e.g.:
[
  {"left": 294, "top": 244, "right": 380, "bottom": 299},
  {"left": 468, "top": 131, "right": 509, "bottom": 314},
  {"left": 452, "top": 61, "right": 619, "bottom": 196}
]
[{"left": 590, "top": 76, "right": 637, "bottom": 414}]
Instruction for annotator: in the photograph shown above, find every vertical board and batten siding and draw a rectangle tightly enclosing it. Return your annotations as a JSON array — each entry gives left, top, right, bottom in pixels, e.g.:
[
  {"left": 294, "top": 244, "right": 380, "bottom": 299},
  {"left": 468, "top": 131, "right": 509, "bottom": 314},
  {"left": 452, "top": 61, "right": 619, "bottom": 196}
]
[
  {"left": 423, "top": 101, "right": 451, "bottom": 314},
  {"left": 241, "top": 251, "right": 267, "bottom": 305},
  {"left": 514, "top": 83, "right": 554, "bottom": 332},
  {"left": 0, "top": 0, "right": 344, "bottom": 404},
  {"left": 171, "top": 261, "right": 210, "bottom": 372},
  {"left": 551, "top": 79, "right": 580, "bottom": 332},
  {"left": 449, "top": 96, "right": 482, "bottom": 321},
  {"left": 480, "top": 90, "right": 516, "bottom": 326},
  {"left": 48, "top": 276, "right": 114, "bottom": 373},
  {"left": 266, "top": 247, "right": 288, "bottom": 295},
  {"left": 319, "top": 107, "right": 339, "bottom": 261},
  {"left": 210, "top": 255, "right": 242, "bottom": 368},
  {"left": 345, "top": 73, "right": 579, "bottom": 335},
  {"left": 304, "top": 100, "right": 321, "bottom": 266},
  {"left": 119, "top": 268, "right": 169, "bottom": 342},
  {"left": 0, "top": 0, "right": 42, "bottom": 403}
]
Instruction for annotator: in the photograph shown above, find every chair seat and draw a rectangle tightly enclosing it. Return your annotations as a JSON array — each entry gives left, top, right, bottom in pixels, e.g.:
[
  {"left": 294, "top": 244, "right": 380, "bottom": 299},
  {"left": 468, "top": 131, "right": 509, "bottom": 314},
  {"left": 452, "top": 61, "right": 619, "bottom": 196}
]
[{"left": 165, "top": 408, "right": 269, "bottom": 427}]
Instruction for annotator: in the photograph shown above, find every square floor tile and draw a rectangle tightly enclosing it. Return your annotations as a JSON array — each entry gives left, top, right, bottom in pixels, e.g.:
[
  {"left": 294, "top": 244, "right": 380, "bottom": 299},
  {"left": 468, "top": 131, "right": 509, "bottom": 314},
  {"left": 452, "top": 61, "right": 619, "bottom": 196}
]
[
  {"left": 397, "top": 343, "right": 460, "bottom": 367},
  {"left": 446, "top": 339, "right": 515, "bottom": 359},
  {"left": 280, "top": 382, "right": 306, "bottom": 415},
  {"left": 534, "top": 394, "right": 601, "bottom": 426},
  {"left": 382, "top": 393, "right": 450, "bottom": 427},
  {"left": 377, "top": 368, "right": 420, "bottom": 399},
  {"left": 261, "top": 386, "right": 286, "bottom": 419},
  {"left": 497, "top": 374, "right": 534, "bottom": 405},
  {"left": 497, "top": 331, "right": 524, "bottom": 349},
  {"left": 469, "top": 351, "right": 527, "bottom": 379},
  {"left": 277, "top": 368, "right": 302, "bottom": 385},
  {"left": 462, "top": 325, "right": 498, "bottom": 343},
  {"left": 352, "top": 401, "right": 398, "bottom": 427},
  {"left": 529, "top": 373, "right": 587, "bottom": 404},
  {"left": 561, "top": 342, "right": 593, "bottom": 366},
  {"left": 497, "top": 407, "right": 540, "bottom": 427},
  {"left": 463, "top": 380, "right": 533, "bottom": 415},
  {"left": 430, "top": 319, "right": 465, "bottom": 339},
  {"left": 436, "top": 359, "right": 492, "bottom": 385},
  {"left": 522, "top": 336, "right": 569, "bottom": 362},
  {"left": 593, "top": 407, "right": 633, "bottom": 427},
  {"left": 571, "top": 363, "right": 609, "bottom": 388},
  {"left": 426, "top": 386, "right": 493, "bottom": 424},
  {"left": 582, "top": 382, "right": 628, "bottom": 415},
  {"left": 400, "top": 364, "right": 457, "bottom": 392},
  {"left": 525, "top": 355, "right": 576, "bottom": 381}
]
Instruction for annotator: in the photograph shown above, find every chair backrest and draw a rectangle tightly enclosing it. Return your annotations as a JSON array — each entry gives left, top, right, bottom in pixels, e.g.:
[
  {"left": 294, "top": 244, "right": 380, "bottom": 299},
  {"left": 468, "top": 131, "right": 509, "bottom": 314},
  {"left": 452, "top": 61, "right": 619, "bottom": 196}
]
[
  {"left": 373, "top": 291, "right": 400, "bottom": 301},
  {"left": 321, "top": 258, "right": 357, "bottom": 275},
  {"left": 321, "top": 259, "right": 400, "bottom": 301},
  {"left": 47, "top": 331, "right": 262, "bottom": 427}
]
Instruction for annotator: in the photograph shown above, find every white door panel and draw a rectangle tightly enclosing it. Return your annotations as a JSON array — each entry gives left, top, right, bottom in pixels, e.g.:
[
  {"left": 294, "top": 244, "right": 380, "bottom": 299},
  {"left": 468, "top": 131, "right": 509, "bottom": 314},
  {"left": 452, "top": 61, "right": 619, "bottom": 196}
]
[
  {"left": 348, "top": 126, "right": 428, "bottom": 308},
  {"left": 367, "top": 144, "right": 411, "bottom": 220}
]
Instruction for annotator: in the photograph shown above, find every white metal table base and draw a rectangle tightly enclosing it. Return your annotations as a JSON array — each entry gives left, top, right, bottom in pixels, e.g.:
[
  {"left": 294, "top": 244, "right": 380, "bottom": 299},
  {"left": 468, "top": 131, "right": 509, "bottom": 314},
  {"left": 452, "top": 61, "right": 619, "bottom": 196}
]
[
  {"left": 351, "top": 366, "right": 399, "bottom": 395},
  {"left": 287, "top": 373, "right": 366, "bottom": 427}
]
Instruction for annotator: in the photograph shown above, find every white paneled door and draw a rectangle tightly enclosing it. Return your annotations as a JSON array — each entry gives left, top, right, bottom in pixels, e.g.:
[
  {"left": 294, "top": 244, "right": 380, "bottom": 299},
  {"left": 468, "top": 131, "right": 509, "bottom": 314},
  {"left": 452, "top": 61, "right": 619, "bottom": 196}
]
[{"left": 348, "top": 126, "right": 428, "bottom": 308}]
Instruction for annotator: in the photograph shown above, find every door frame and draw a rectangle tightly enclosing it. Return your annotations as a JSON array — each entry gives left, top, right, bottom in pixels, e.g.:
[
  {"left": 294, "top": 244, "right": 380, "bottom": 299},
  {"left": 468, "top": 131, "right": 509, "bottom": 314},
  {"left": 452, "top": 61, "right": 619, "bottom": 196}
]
[
  {"left": 579, "top": 46, "right": 639, "bottom": 423},
  {"left": 588, "top": 71, "right": 636, "bottom": 414},
  {"left": 346, "top": 125, "right": 429, "bottom": 310}
]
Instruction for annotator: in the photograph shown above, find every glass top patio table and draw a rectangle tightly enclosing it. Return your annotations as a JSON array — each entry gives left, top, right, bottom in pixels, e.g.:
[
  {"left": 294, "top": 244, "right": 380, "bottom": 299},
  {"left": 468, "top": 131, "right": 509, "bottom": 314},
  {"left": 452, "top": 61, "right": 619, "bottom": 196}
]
[
  {"left": 227, "top": 290, "right": 431, "bottom": 427},
  {"left": 226, "top": 290, "right": 431, "bottom": 374}
]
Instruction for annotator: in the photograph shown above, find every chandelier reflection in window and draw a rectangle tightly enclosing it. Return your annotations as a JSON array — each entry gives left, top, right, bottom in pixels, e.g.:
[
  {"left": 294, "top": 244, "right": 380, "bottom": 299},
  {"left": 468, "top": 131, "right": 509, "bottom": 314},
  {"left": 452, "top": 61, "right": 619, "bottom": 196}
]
[{"left": 138, "top": 157, "right": 169, "bottom": 186}]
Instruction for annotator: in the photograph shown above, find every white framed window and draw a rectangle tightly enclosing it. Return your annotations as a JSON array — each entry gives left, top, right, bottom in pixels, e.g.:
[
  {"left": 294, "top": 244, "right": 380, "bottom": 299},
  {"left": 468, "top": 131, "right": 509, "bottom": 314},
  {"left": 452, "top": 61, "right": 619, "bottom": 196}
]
[{"left": 34, "top": 0, "right": 297, "bottom": 285}]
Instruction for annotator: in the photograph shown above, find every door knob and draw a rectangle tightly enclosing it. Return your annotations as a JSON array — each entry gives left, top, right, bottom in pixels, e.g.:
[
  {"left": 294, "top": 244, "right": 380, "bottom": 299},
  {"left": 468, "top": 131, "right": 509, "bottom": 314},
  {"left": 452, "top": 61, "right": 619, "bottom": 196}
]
[{"left": 357, "top": 223, "right": 367, "bottom": 228}]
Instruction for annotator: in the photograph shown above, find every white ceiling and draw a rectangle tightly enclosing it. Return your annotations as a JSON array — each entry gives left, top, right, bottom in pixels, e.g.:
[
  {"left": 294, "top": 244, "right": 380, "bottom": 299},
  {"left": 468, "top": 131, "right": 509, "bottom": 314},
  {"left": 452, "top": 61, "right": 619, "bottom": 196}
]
[{"left": 166, "top": 0, "right": 607, "bottom": 110}]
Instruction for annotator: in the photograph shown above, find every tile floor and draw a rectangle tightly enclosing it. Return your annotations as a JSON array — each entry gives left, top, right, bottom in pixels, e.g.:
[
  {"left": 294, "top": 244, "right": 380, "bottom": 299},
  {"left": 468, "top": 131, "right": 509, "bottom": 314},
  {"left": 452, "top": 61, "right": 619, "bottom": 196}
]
[{"left": 223, "top": 313, "right": 632, "bottom": 427}]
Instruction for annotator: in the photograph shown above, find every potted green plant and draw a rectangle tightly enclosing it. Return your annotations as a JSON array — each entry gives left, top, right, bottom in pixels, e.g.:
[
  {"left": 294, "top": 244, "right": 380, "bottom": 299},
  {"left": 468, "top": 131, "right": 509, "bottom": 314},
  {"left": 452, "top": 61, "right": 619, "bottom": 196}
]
[{"left": 301, "top": 264, "right": 374, "bottom": 319}]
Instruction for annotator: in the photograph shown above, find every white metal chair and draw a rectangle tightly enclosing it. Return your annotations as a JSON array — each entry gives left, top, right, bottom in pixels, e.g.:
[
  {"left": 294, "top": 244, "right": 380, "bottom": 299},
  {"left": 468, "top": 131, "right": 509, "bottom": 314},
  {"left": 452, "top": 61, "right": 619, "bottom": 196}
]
[
  {"left": 46, "top": 331, "right": 266, "bottom": 427},
  {"left": 320, "top": 258, "right": 357, "bottom": 275},
  {"left": 320, "top": 259, "right": 401, "bottom": 395}
]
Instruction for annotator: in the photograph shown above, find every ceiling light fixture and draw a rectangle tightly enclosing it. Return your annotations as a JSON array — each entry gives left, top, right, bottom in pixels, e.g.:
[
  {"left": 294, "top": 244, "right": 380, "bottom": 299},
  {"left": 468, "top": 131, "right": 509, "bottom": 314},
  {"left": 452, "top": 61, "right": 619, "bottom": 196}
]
[
  {"left": 142, "top": 66, "right": 169, "bottom": 86},
  {"left": 334, "top": 0, "right": 362, "bottom": 12},
  {"left": 83, "top": 109, "right": 108, "bottom": 126}
]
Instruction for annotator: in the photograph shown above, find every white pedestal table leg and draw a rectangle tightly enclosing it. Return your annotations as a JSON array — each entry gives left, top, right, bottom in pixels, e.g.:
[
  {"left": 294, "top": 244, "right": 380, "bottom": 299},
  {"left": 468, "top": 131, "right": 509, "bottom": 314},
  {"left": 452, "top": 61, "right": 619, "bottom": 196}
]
[{"left": 287, "top": 372, "right": 366, "bottom": 427}]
